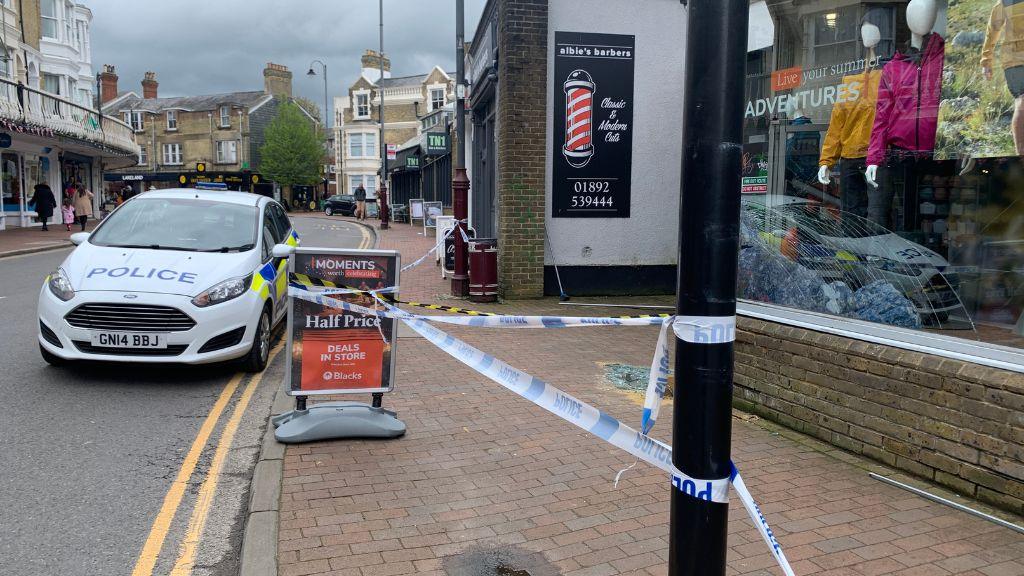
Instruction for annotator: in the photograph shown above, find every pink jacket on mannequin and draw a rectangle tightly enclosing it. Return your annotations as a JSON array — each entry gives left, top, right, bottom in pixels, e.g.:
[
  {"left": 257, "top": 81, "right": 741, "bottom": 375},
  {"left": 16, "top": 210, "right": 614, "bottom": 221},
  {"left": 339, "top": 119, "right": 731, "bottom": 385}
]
[{"left": 866, "top": 33, "right": 945, "bottom": 166}]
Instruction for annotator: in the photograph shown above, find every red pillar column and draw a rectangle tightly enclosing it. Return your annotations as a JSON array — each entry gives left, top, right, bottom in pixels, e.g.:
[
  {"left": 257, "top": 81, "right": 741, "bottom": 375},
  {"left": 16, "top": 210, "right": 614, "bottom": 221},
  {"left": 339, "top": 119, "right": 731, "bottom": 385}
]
[{"left": 450, "top": 167, "right": 469, "bottom": 296}]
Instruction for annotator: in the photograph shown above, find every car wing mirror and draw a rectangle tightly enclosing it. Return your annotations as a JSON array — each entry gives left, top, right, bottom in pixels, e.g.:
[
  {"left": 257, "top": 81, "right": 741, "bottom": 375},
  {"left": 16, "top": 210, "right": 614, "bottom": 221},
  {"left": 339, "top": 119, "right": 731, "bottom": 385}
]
[
  {"left": 69, "top": 232, "right": 90, "bottom": 245},
  {"left": 272, "top": 243, "right": 295, "bottom": 258}
]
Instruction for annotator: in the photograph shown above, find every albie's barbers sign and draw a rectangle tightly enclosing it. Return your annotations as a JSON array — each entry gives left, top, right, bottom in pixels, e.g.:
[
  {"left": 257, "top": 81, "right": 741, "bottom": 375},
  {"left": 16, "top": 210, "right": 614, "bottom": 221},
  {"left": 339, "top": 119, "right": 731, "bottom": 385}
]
[{"left": 552, "top": 31, "right": 635, "bottom": 218}]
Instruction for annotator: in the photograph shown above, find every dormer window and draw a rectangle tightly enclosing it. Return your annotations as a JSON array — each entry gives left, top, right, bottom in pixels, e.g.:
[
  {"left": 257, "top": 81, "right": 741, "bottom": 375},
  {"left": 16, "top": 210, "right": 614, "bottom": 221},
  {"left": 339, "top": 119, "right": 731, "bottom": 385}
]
[
  {"left": 430, "top": 88, "right": 445, "bottom": 111},
  {"left": 355, "top": 93, "right": 370, "bottom": 118}
]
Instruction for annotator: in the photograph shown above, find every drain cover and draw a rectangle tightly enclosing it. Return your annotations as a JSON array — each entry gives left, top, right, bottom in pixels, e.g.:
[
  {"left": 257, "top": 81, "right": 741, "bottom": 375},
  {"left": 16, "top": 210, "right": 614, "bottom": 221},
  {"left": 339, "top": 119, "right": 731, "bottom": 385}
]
[{"left": 495, "top": 566, "right": 531, "bottom": 576}]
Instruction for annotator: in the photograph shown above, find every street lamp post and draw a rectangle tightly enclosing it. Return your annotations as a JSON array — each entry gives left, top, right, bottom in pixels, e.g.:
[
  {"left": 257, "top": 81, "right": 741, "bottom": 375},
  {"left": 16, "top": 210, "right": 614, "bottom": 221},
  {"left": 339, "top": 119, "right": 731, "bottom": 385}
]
[
  {"left": 377, "top": 0, "right": 390, "bottom": 230},
  {"left": 670, "top": 1, "right": 748, "bottom": 575},
  {"left": 450, "top": 0, "right": 469, "bottom": 296},
  {"left": 308, "top": 60, "right": 329, "bottom": 203}
]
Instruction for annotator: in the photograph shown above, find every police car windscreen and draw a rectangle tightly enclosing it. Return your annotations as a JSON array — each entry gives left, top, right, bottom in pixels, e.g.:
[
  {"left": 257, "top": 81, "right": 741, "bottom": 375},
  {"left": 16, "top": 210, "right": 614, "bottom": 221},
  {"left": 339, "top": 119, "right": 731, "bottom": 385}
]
[{"left": 90, "top": 198, "right": 258, "bottom": 252}]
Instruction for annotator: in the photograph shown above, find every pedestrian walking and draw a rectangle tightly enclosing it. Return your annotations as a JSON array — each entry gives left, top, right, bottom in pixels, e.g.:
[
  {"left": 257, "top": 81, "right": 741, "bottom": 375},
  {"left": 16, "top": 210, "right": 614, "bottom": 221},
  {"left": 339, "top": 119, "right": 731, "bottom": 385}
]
[
  {"left": 61, "top": 196, "right": 75, "bottom": 231},
  {"left": 73, "top": 184, "right": 94, "bottom": 232},
  {"left": 28, "top": 182, "right": 56, "bottom": 231},
  {"left": 354, "top": 184, "right": 367, "bottom": 221}
]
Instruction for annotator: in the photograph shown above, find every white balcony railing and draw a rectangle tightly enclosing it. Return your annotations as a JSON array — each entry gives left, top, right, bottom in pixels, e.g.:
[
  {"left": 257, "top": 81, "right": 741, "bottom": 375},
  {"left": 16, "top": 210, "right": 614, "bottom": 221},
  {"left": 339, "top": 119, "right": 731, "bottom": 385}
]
[{"left": 0, "top": 78, "right": 139, "bottom": 158}]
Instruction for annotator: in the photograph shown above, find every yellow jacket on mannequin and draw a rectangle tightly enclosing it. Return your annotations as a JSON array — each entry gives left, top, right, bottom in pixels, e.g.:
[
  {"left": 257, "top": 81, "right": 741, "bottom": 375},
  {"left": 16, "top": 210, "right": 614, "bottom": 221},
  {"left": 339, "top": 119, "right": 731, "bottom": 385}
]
[
  {"left": 981, "top": 1, "right": 1024, "bottom": 71},
  {"left": 818, "top": 69, "right": 882, "bottom": 166}
]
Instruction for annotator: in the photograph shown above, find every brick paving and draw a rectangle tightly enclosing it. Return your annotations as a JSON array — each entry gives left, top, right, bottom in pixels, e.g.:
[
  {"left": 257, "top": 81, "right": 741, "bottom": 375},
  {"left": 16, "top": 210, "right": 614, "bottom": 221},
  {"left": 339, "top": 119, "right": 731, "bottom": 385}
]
[
  {"left": 279, "top": 220, "right": 1024, "bottom": 576},
  {"left": 0, "top": 219, "right": 98, "bottom": 257}
]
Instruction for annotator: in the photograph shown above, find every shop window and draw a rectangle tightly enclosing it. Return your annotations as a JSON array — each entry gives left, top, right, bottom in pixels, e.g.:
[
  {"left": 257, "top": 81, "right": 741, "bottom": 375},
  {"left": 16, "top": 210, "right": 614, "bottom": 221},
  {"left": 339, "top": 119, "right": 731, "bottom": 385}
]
[
  {"left": 162, "top": 143, "right": 182, "bottom": 166},
  {"left": 219, "top": 105, "right": 230, "bottom": 128},
  {"left": 40, "top": 0, "right": 58, "bottom": 39},
  {"left": 166, "top": 110, "right": 177, "bottom": 131},
  {"left": 216, "top": 140, "right": 237, "bottom": 164},
  {"left": 741, "top": 0, "right": 1024, "bottom": 354},
  {"left": 430, "top": 88, "right": 445, "bottom": 111}
]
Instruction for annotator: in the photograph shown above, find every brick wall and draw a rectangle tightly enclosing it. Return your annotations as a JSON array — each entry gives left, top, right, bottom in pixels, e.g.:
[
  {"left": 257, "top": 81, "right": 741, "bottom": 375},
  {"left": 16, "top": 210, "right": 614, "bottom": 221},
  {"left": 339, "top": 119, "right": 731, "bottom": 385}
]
[
  {"left": 733, "top": 317, "right": 1024, "bottom": 514},
  {"left": 495, "top": 0, "right": 548, "bottom": 299}
]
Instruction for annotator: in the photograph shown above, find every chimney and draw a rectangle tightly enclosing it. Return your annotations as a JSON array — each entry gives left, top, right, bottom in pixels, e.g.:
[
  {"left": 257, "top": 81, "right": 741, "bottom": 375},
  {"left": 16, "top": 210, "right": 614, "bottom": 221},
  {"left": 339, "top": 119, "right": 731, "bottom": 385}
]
[
  {"left": 263, "top": 62, "right": 292, "bottom": 97},
  {"left": 141, "top": 71, "right": 158, "bottom": 99},
  {"left": 360, "top": 49, "right": 391, "bottom": 82},
  {"left": 99, "top": 64, "right": 118, "bottom": 104}
]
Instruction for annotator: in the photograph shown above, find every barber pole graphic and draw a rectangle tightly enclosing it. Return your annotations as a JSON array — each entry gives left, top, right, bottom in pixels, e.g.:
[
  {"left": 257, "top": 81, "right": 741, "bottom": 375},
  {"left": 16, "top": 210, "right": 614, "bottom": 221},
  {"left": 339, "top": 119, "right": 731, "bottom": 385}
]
[{"left": 562, "top": 69, "right": 595, "bottom": 168}]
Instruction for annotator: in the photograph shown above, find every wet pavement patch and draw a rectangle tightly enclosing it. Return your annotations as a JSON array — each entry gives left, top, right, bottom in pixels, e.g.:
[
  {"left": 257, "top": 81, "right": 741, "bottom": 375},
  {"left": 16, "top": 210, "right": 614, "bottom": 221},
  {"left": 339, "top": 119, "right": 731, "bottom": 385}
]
[
  {"left": 441, "top": 544, "right": 560, "bottom": 576},
  {"left": 603, "top": 363, "right": 674, "bottom": 396}
]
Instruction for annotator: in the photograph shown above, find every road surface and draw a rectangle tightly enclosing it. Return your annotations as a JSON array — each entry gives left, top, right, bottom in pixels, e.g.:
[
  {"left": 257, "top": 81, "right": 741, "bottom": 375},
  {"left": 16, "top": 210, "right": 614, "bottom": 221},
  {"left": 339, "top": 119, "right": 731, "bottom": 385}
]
[{"left": 0, "top": 214, "right": 370, "bottom": 576}]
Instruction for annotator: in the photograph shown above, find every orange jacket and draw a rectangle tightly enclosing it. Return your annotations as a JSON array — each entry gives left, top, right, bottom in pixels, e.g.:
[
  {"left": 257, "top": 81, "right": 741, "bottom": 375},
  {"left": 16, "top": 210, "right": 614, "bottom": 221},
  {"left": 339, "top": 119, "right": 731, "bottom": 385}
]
[
  {"left": 982, "top": 1, "right": 1024, "bottom": 71},
  {"left": 819, "top": 69, "right": 882, "bottom": 166}
]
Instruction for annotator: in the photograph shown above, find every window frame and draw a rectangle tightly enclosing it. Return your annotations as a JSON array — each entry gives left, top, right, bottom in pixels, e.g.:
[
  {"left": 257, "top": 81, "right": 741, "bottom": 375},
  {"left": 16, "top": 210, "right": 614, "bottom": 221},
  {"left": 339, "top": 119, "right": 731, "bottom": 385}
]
[
  {"left": 42, "top": 73, "right": 60, "bottom": 96},
  {"left": 162, "top": 143, "right": 182, "bottom": 166},
  {"left": 123, "top": 110, "right": 144, "bottom": 132},
  {"left": 215, "top": 140, "right": 238, "bottom": 164},
  {"left": 138, "top": 146, "right": 147, "bottom": 167},
  {"left": 430, "top": 87, "right": 445, "bottom": 111},
  {"left": 166, "top": 110, "right": 177, "bottom": 131},
  {"left": 40, "top": 0, "right": 58, "bottom": 39},
  {"left": 354, "top": 92, "right": 370, "bottom": 118},
  {"left": 219, "top": 105, "right": 231, "bottom": 128}
]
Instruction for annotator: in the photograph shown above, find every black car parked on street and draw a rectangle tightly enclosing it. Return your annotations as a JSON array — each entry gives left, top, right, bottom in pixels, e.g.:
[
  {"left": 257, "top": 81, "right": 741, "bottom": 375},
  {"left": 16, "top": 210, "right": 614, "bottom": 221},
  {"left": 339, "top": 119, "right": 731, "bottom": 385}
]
[{"left": 324, "top": 194, "right": 356, "bottom": 216}]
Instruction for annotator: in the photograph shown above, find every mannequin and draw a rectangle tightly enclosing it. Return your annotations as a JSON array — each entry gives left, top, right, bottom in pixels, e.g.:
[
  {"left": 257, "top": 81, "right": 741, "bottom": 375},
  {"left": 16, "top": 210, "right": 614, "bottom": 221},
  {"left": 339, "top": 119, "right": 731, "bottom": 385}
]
[
  {"left": 818, "top": 12, "right": 886, "bottom": 219},
  {"left": 864, "top": 0, "right": 944, "bottom": 227},
  {"left": 981, "top": 0, "right": 1024, "bottom": 155}
]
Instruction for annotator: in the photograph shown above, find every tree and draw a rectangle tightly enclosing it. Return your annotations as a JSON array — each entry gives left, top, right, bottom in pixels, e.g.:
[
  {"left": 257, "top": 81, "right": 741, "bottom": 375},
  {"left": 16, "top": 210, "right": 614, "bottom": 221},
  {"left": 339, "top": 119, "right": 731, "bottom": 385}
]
[
  {"left": 260, "top": 101, "right": 323, "bottom": 192},
  {"left": 293, "top": 96, "right": 323, "bottom": 126}
]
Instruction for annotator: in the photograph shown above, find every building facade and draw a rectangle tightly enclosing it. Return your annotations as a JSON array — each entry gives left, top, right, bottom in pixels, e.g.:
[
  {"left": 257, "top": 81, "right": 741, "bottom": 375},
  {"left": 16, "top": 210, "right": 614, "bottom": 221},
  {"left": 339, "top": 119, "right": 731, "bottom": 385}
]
[
  {"left": 333, "top": 49, "right": 453, "bottom": 199},
  {"left": 101, "top": 63, "right": 317, "bottom": 200},
  {"left": 467, "top": 0, "right": 1024, "bottom": 513},
  {"left": 38, "top": 0, "right": 94, "bottom": 106},
  {"left": 0, "top": 0, "right": 138, "bottom": 229}
]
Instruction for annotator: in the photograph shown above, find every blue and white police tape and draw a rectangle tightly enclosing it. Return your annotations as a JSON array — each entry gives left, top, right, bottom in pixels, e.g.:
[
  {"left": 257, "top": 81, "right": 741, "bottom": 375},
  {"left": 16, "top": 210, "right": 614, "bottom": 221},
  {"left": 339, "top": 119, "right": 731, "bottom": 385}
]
[
  {"left": 287, "top": 287, "right": 795, "bottom": 575},
  {"left": 732, "top": 465, "right": 795, "bottom": 576},
  {"left": 289, "top": 286, "right": 668, "bottom": 328},
  {"left": 399, "top": 315, "right": 730, "bottom": 500},
  {"left": 401, "top": 225, "right": 457, "bottom": 272},
  {"left": 401, "top": 314, "right": 794, "bottom": 576},
  {"left": 642, "top": 317, "right": 673, "bottom": 434},
  {"left": 642, "top": 315, "right": 737, "bottom": 435}
]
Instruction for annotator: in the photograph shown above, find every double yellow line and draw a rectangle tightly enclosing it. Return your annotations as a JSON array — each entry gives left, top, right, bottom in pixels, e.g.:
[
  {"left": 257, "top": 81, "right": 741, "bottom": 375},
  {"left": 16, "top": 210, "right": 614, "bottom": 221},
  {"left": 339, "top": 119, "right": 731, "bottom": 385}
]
[{"left": 130, "top": 343, "right": 283, "bottom": 576}]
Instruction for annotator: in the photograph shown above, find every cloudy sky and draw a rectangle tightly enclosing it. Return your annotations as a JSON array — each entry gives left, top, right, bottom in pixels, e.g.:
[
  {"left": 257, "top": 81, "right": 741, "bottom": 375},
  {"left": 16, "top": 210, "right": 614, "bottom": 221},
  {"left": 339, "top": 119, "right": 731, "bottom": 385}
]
[{"left": 89, "top": 1, "right": 487, "bottom": 115}]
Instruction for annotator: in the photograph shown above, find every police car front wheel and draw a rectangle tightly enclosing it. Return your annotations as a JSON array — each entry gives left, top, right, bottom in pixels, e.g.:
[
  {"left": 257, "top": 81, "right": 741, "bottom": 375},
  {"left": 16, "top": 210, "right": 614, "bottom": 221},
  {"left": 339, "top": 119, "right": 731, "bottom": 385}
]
[{"left": 240, "top": 307, "right": 271, "bottom": 373}]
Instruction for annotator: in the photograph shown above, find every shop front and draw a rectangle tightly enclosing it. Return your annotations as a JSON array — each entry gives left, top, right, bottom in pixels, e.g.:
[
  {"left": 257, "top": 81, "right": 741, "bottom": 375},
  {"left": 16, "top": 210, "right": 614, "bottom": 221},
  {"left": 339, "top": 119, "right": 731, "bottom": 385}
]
[
  {"left": 103, "top": 171, "right": 264, "bottom": 195},
  {"left": 0, "top": 136, "right": 63, "bottom": 229},
  {"left": 743, "top": 0, "right": 1024, "bottom": 352}
]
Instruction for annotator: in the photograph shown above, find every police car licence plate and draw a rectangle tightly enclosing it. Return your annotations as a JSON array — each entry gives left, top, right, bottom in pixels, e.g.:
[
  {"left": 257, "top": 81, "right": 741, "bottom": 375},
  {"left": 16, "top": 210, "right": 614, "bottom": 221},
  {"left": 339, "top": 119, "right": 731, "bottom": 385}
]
[{"left": 90, "top": 332, "right": 167, "bottom": 349}]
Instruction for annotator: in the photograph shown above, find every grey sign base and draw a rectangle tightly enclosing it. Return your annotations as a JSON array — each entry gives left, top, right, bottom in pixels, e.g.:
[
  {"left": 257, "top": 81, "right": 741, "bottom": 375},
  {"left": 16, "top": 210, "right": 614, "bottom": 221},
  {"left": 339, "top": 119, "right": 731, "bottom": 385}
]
[{"left": 273, "top": 401, "right": 406, "bottom": 444}]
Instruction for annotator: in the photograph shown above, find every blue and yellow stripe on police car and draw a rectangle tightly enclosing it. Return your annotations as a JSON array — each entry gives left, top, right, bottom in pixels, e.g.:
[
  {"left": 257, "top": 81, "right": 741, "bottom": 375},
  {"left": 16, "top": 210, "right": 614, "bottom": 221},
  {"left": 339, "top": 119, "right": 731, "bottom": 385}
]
[
  {"left": 286, "top": 230, "right": 300, "bottom": 247},
  {"left": 250, "top": 262, "right": 274, "bottom": 299}
]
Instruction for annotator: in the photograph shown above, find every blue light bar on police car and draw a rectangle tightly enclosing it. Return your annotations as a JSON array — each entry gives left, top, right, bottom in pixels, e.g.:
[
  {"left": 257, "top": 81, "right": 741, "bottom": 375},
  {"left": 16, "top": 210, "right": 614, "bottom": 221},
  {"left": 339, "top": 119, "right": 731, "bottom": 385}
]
[{"left": 195, "top": 182, "right": 228, "bottom": 190}]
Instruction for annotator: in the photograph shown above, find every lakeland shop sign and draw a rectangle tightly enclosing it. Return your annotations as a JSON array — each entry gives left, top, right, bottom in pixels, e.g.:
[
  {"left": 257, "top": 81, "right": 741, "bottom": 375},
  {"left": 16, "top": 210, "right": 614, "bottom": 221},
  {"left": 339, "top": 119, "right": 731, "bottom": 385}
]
[{"left": 287, "top": 249, "right": 400, "bottom": 396}]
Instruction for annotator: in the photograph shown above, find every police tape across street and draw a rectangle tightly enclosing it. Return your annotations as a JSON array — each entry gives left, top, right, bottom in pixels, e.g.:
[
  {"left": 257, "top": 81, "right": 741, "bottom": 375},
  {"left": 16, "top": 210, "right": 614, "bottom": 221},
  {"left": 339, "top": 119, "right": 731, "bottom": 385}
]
[{"left": 286, "top": 285, "right": 795, "bottom": 576}]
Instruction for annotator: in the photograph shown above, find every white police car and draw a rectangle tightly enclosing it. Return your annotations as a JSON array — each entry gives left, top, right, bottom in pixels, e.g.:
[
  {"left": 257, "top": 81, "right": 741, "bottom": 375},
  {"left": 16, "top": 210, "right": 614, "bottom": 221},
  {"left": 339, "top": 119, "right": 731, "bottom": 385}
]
[{"left": 37, "top": 189, "right": 299, "bottom": 372}]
